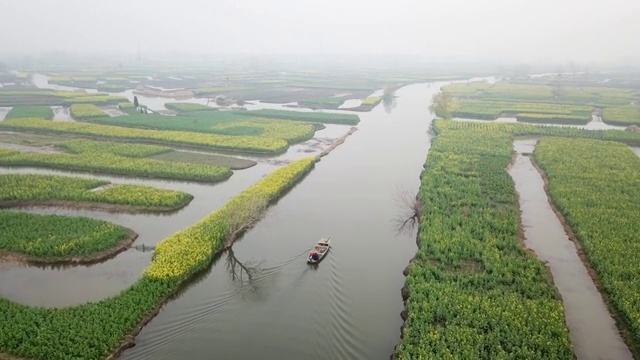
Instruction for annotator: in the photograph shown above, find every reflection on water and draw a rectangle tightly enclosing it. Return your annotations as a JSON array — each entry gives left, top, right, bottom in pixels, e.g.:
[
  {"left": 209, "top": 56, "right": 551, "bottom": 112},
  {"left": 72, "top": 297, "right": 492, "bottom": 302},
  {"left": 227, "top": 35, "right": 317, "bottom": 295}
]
[
  {"left": 51, "top": 106, "right": 73, "bottom": 121},
  {"left": 122, "top": 82, "right": 446, "bottom": 360},
  {"left": 509, "top": 140, "right": 632, "bottom": 360}
]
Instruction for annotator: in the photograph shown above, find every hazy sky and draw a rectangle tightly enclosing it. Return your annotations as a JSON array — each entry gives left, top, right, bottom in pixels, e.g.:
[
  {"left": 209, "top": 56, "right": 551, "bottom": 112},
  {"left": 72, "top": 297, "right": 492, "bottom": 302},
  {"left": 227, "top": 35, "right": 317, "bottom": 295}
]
[{"left": 1, "top": 0, "right": 639, "bottom": 64}]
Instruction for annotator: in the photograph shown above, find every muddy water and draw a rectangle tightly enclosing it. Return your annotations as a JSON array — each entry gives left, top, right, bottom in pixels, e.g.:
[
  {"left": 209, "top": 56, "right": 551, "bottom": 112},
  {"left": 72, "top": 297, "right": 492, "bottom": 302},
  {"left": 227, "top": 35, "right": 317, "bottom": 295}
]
[
  {"left": 509, "top": 139, "right": 633, "bottom": 360},
  {"left": 31, "top": 74, "right": 99, "bottom": 93},
  {"left": 120, "top": 82, "right": 450, "bottom": 360},
  {"left": 51, "top": 106, "right": 73, "bottom": 121},
  {"left": 631, "top": 147, "right": 640, "bottom": 158}
]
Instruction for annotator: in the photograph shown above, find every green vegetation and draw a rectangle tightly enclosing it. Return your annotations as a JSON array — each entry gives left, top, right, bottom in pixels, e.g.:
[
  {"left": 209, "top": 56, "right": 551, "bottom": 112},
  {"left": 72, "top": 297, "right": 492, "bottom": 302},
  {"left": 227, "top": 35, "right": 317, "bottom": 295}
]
[
  {"left": 0, "top": 156, "right": 317, "bottom": 360},
  {"left": 362, "top": 96, "right": 382, "bottom": 105},
  {"left": 0, "top": 139, "right": 232, "bottom": 183},
  {"left": 165, "top": 102, "right": 216, "bottom": 112},
  {"left": 5, "top": 106, "right": 53, "bottom": 120},
  {"left": 516, "top": 113, "right": 590, "bottom": 125},
  {"left": 534, "top": 138, "right": 640, "bottom": 349},
  {"left": 96, "top": 84, "right": 128, "bottom": 93},
  {"left": 436, "top": 120, "right": 640, "bottom": 145},
  {"left": 118, "top": 102, "right": 138, "bottom": 114},
  {"left": 82, "top": 112, "right": 316, "bottom": 143},
  {"left": 0, "top": 118, "right": 289, "bottom": 153},
  {"left": 0, "top": 174, "right": 193, "bottom": 210},
  {"left": 233, "top": 109, "right": 360, "bottom": 125},
  {"left": 64, "top": 95, "right": 127, "bottom": 105},
  {"left": 443, "top": 82, "right": 638, "bottom": 107},
  {"left": 394, "top": 125, "right": 573, "bottom": 359},
  {"left": 602, "top": 106, "right": 640, "bottom": 126},
  {"left": 149, "top": 150, "right": 257, "bottom": 170},
  {"left": 453, "top": 99, "right": 592, "bottom": 120},
  {"left": 70, "top": 104, "right": 107, "bottom": 119},
  {"left": 0, "top": 211, "right": 129, "bottom": 258}
]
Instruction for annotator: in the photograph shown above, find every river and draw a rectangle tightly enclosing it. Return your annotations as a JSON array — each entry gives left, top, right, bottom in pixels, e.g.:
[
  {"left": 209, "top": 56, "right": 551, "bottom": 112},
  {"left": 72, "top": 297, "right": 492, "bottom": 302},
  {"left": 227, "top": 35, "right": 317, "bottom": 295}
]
[{"left": 118, "top": 81, "right": 444, "bottom": 360}]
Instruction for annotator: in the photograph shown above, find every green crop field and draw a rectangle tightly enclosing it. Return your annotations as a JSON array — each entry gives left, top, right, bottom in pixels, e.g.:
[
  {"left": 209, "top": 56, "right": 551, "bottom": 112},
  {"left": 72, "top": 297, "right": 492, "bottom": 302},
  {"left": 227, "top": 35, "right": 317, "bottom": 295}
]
[
  {"left": 0, "top": 118, "right": 289, "bottom": 153},
  {"left": 535, "top": 138, "right": 640, "bottom": 349},
  {"left": 0, "top": 139, "right": 232, "bottom": 183},
  {"left": 5, "top": 106, "right": 53, "bottom": 120}
]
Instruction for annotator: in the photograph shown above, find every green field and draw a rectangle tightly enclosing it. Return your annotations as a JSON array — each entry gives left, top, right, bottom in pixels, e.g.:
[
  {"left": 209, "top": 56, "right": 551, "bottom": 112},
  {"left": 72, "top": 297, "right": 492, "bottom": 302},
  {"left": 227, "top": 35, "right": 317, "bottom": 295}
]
[
  {"left": 436, "top": 120, "right": 640, "bottom": 145},
  {"left": 82, "top": 112, "right": 316, "bottom": 143},
  {"left": 233, "top": 109, "right": 360, "bottom": 125},
  {"left": 164, "top": 102, "right": 216, "bottom": 112},
  {"left": 394, "top": 125, "right": 573, "bottom": 359},
  {"left": 534, "top": 138, "right": 640, "bottom": 350},
  {"left": 0, "top": 118, "right": 289, "bottom": 153},
  {"left": 453, "top": 99, "right": 593, "bottom": 120},
  {"left": 516, "top": 113, "right": 590, "bottom": 125},
  {"left": 5, "top": 106, "right": 53, "bottom": 120},
  {"left": 602, "top": 106, "right": 640, "bottom": 126},
  {"left": 0, "top": 211, "right": 130, "bottom": 259},
  {"left": 0, "top": 139, "right": 232, "bottom": 183},
  {"left": 70, "top": 104, "right": 107, "bottom": 119},
  {"left": 443, "top": 82, "right": 638, "bottom": 107},
  {"left": 0, "top": 174, "right": 193, "bottom": 210}
]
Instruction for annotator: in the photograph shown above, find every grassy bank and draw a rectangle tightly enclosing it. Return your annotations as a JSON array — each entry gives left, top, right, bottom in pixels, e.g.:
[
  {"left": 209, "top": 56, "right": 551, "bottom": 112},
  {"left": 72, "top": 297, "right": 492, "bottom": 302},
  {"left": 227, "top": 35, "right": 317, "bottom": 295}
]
[
  {"left": 0, "top": 174, "right": 193, "bottom": 211},
  {"left": 534, "top": 137, "right": 640, "bottom": 354},
  {"left": 394, "top": 125, "right": 573, "bottom": 358}
]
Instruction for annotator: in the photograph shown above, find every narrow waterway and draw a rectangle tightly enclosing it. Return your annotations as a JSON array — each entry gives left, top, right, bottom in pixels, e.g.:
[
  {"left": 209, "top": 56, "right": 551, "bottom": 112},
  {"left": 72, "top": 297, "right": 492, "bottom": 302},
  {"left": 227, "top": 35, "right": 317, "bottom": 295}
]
[
  {"left": 0, "top": 107, "right": 10, "bottom": 121},
  {"left": 120, "top": 82, "right": 445, "bottom": 360},
  {"left": 631, "top": 146, "right": 640, "bottom": 158},
  {"left": 509, "top": 138, "right": 633, "bottom": 360}
]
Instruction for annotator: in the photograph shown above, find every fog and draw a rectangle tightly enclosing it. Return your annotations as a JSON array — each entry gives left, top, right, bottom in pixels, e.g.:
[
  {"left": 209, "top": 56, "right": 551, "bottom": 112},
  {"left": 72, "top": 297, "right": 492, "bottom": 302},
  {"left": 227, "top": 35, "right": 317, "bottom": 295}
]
[{"left": 1, "top": 0, "right": 639, "bottom": 65}]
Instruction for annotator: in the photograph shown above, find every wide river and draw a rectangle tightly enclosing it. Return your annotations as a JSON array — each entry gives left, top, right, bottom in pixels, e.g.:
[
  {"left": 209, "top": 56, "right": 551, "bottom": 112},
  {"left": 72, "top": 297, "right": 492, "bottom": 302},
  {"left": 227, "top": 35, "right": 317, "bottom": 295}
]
[{"left": 116, "top": 82, "right": 448, "bottom": 360}]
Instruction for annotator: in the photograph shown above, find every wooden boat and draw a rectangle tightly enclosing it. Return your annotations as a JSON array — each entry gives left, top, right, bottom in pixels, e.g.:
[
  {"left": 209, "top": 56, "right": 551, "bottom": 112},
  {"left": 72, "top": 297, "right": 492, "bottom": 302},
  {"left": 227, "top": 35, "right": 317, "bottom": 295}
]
[{"left": 307, "top": 238, "right": 330, "bottom": 264}]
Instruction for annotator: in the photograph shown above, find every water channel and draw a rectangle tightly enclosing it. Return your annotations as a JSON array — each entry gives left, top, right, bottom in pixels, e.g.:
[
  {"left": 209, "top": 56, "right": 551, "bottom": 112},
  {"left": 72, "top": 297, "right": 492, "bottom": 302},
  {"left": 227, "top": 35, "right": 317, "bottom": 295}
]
[{"left": 510, "top": 139, "right": 633, "bottom": 360}]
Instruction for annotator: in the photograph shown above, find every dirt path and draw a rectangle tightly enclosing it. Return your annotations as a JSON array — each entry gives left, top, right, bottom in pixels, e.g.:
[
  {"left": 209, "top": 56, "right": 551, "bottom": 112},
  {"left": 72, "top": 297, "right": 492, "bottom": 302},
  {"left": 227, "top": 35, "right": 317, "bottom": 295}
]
[{"left": 509, "top": 139, "right": 633, "bottom": 360}]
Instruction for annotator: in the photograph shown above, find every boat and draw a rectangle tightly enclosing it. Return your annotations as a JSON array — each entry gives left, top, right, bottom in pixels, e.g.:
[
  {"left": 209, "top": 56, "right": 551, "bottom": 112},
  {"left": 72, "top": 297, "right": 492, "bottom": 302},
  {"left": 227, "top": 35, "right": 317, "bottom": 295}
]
[{"left": 307, "top": 238, "right": 331, "bottom": 264}]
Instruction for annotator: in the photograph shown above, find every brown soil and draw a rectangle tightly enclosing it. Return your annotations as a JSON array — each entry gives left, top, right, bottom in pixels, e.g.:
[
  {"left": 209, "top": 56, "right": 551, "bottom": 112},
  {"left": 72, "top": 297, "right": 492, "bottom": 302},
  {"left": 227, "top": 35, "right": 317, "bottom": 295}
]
[
  {"left": 530, "top": 155, "right": 640, "bottom": 358},
  {"left": 0, "top": 198, "right": 192, "bottom": 214},
  {"left": 317, "top": 127, "right": 358, "bottom": 160},
  {"left": 0, "top": 230, "right": 137, "bottom": 265}
]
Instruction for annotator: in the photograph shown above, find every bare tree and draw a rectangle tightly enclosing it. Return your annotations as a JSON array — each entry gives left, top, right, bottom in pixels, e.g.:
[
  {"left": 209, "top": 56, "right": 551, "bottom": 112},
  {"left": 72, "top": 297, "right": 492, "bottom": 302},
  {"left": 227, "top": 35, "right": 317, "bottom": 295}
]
[
  {"left": 392, "top": 185, "right": 423, "bottom": 235},
  {"left": 224, "top": 194, "right": 270, "bottom": 249},
  {"left": 224, "top": 248, "right": 272, "bottom": 301},
  {"left": 429, "top": 91, "right": 458, "bottom": 119}
]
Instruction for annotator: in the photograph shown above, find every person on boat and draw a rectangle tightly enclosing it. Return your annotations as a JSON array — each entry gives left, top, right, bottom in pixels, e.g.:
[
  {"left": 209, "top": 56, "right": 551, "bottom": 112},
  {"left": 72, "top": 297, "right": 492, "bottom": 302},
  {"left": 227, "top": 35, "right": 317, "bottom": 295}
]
[{"left": 310, "top": 251, "right": 319, "bottom": 261}]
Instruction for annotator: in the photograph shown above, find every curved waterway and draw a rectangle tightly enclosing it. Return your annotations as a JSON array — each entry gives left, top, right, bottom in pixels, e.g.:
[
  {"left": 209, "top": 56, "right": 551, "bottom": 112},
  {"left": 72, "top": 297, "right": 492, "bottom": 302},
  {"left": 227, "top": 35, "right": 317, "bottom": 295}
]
[
  {"left": 510, "top": 139, "right": 633, "bottom": 360},
  {"left": 0, "top": 125, "right": 345, "bottom": 308},
  {"left": 120, "top": 82, "right": 446, "bottom": 360}
]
